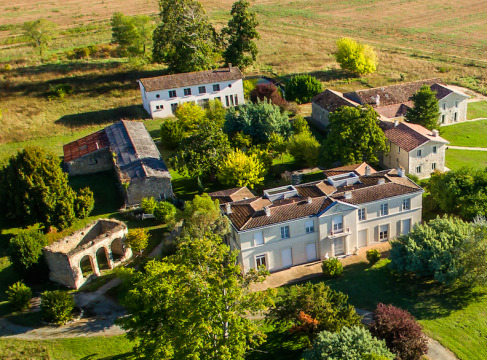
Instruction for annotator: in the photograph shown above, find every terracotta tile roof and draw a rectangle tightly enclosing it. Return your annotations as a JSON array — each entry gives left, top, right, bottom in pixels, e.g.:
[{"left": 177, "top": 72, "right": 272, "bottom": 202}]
[
  {"left": 312, "top": 89, "right": 360, "bottom": 112},
  {"left": 63, "top": 130, "right": 110, "bottom": 162},
  {"left": 213, "top": 169, "right": 422, "bottom": 231},
  {"left": 208, "top": 187, "right": 255, "bottom": 204},
  {"left": 380, "top": 120, "right": 449, "bottom": 152},
  {"left": 374, "top": 102, "right": 412, "bottom": 119},
  {"left": 323, "top": 162, "right": 376, "bottom": 177},
  {"left": 138, "top": 67, "right": 243, "bottom": 92},
  {"left": 344, "top": 79, "right": 443, "bottom": 107}
]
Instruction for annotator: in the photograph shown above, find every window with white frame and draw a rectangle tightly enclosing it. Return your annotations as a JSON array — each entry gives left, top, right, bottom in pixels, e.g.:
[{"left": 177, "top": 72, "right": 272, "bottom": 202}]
[
  {"left": 416, "top": 165, "right": 422, "bottom": 174},
  {"left": 379, "top": 224, "right": 389, "bottom": 240},
  {"left": 397, "top": 146, "right": 401, "bottom": 154},
  {"left": 380, "top": 203, "right": 389, "bottom": 216},
  {"left": 234, "top": 94, "right": 239, "bottom": 105},
  {"left": 305, "top": 220, "right": 314, "bottom": 233},
  {"left": 433, "top": 145, "right": 437, "bottom": 154},
  {"left": 198, "top": 86, "right": 206, "bottom": 94},
  {"left": 402, "top": 198, "right": 411, "bottom": 210},
  {"left": 441, "top": 114, "right": 445, "bottom": 123},
  {"left": 213, "top": 84, "right": 220, "bottom": 92},
  {"left": 417, "top": 149, "right": 422, "bottom": 157},
  {"left": 254, "top": 231, "right": 264, "bottom": 246},
  {"left": 432, "top": 162, "right": 436, "bottom": 170},
  {"left": 442, "top": 103, "right": 446, "bottom": 110},
  {"left": 280, "top": 225, "right": 290, "bottom": 239},
  {"left": 332, "top": 215, "right": 344, "bottom": 233},
  {"left": 255, "top": 254, "right": 266, "bottom": 268},
  {"left": 358, "top": 208, "right": 366, "bottom": 221},
  {"left": 169, "top": 90, "right": 177, "bottom": 98},
  {"left": 183, "top": 88, "right": 191, "bottom": 96}
]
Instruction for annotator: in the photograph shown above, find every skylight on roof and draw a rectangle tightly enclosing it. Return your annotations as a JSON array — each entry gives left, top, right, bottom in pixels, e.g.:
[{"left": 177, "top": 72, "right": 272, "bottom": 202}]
[
  {"left": 327, "top": 172, "right": 361, "bottom": 187},
  {"left": 264, "top": 185, "right": 298, "bottom": 202}
]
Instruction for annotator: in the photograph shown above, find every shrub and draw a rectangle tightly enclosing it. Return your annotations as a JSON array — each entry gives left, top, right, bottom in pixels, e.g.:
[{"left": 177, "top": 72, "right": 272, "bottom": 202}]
[
  {"left": 288, "top": 130, "right": 321, "bottom": 167},
  {"left": 74, "top": 187, "right": 95, "bottom": 219},
  {"left": 141, "top": 197, "right": 158, "bottom": 214},
  {"left": 153, "top": 201, "right": 177, "bottom": 224},
  {"left": 292, "top": 115, "right": 310, "bottom": 134},
  {"left": 302, "top": 326, "right": 394, "bottom": 360},
  {"left": 321, "top": 257, "right": 343, "bottom": 278},
  {"left": 243, "top": 79, "right": 256, "bottom": 100},
  {"left": 9, "top": 230, "right": 48, "bottom": 275},
  {"left": 366, "top": 249, "right": 381, "bottom": 265},
  {"left": 40, "top": 290, "right": 75, "bottom": 325},
  {"left": 217, "top": 149, "right": 266, "bottom": 189},
  {"left": 125, "top": 228, "right": 149, "bottom": 255},
  {"left": 285, "top": 74, "right": 322, "bottom": 104},
  {"left": 250, "top": 83, "right": 287, "bottom": 108},
  {"left": 160, "top": 120, "right": 185, "bottom": 149},
  {"left": 6, "top": 281, "right": 32, "bottom": 311},
  {"left": 48, "top": 83, "right": 73, "bottom": 100},
  {"left": 370, "top": 303, "right": 428, "bottom": 360}
]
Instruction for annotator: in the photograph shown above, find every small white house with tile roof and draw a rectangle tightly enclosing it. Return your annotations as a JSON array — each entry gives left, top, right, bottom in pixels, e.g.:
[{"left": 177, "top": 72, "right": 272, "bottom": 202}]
[
  {"left": 379, "top": 120, "right": 449, "bottom": 179},
  {"left": 138, "top": 66, "right": 245, "bottom": 118},
  {"left": 209, "top": 165, "right": 423, "bottom": 273}
]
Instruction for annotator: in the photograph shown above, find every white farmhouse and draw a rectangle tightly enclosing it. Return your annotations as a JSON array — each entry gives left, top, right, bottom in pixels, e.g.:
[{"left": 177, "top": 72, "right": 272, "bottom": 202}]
[
  {"left": 138, "top": 66, "right": 245, "bottom": 118},
  {"left": 210, "top": 165, "right": 423, "bottom": 273}
]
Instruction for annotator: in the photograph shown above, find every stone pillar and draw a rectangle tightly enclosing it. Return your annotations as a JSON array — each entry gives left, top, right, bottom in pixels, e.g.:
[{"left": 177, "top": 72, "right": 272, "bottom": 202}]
[
  {"left": 105, "top": 247, "right": 114, "bottom": 269},
  {"left": 90, "top": 255, "right": 101, "bottom": 276}
]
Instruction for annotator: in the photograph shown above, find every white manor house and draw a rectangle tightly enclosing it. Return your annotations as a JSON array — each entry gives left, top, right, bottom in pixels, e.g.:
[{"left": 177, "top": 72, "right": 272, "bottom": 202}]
[
  {"left": 138, "top": 66, "right": 245, "bottom": 118},
  {"left": 210, "top": 164, "right": 423, "bottom": 273}
]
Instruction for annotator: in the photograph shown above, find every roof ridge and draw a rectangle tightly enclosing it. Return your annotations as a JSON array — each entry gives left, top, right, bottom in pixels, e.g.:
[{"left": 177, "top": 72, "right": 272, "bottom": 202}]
[{"left": 120, "top": 120, "right": 148, "bottom": 178}]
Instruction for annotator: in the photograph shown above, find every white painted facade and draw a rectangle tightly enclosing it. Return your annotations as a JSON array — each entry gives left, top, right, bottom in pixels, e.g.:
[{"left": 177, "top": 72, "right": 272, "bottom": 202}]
[
  {"left": 229, "top": 192, "right": 423, "bottom": 273},
  {"left": 138, "top": 78, "right": 245, "bottom": 118},
  {"left": 438, "top": 92, "right": 469, "bottom": 125}
]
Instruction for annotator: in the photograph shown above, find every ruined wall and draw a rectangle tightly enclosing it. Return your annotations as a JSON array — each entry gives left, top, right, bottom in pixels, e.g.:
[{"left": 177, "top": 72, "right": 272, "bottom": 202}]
[
  {"left": 65, "top": 148, "right": 114, "bottom": 176},
  {"left": 125, "top": 176, "right": 174, "bottom": 206},
  {"left": 42, "top": 250, "right": 77, "bottom": 288}
]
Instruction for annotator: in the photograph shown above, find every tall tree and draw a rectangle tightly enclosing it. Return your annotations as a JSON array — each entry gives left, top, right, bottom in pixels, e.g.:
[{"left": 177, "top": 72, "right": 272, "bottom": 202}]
[
  {"left": 117, "top": 234, "right": 274, "bottom": 359},
  {"left": 217, "top": 149, "right": 266, "bottom": 189},
  {"left": 224, "top": 100, "right": 291, "bottom": 144},
  {"left": 285, "top": 74, "right": 323, "bottom": 104},
  {"left": 175, "top": 102, "right": 207, "bottom": 131},
  {"left": 405, "top": 85, "right": 441, "bottom": 130},
  {"left": 172, "top": 119, "right": 231, "bottom": 179},
  {"left": 335, "top": 37, "right": 377, "bottom": 76},
  {"left": 153, "top": 0, "right": 219, "bottom": 72},
  {"left": 0, "top": 146, "right": 94, "bottom": 230},
  {"left": 324, "top": 105, "right": 389, "bottom": 165},
  {"left": 110, "top": 12, "right": 154, "bottom": 59},
  {"left": 222, "top": 0, "right": 260, "bottom": 68},
  {"left": 22, "top": 19, "right": 57, "bottom": 59},
  {"left": 288, "top": 130, "right": 321, "bottom": 168},
  {"left": 181, "top": 193, "right": 229, "bottom": 237}
]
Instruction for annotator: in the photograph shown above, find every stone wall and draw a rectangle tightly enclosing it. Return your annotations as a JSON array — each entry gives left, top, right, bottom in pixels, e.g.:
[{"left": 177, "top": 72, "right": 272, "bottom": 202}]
[
  {"left": 65, "top": 148, "right": 114, "bottom": 176},
  {"left": 310, "top": 103, "right": 330, "bottom": 130},
  {"left": 125, "top": 176, "right": 174, "bottom": 206}
]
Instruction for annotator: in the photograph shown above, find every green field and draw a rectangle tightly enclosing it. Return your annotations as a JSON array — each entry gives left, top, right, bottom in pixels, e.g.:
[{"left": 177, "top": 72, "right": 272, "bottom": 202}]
[
  {"left": 446, "top": 149, "right": 487, "bottom": 170},
  {"left": 467, "top": 101, "right": 487, "bottom": 120},
  {"left": 441, "top": 119, "right": 487, "bottom": 147}
]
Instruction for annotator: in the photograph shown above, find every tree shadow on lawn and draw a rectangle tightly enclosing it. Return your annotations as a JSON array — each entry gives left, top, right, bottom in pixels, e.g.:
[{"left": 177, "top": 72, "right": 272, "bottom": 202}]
[
  {"left": 83, "top": 351, "right": 135, "bottom": 360},
  {"left": 56, "top": 105, "right": 148, "bottom": 129},
  {"left": 281, "top": 69, "right": 356, "bottom": 83},
  {"left": 302, "top": 261, "right": 486, "bottom": 321}
]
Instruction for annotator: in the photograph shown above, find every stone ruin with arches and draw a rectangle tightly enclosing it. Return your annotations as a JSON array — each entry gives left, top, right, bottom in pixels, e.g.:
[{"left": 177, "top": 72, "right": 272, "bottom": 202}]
[{"left": 42, "top": 219, "right": 132, "bottom": 289}]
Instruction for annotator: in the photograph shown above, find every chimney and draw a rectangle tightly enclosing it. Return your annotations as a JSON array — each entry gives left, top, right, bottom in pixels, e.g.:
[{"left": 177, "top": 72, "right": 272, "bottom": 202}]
[
  {"left": 307, "top": 197, "right": 312, "bottom": 204},
  {"left": 394, "top": 119, "right": 399, "bottom": 127},
  {"left": 344, "top": 191, "right": 352, "bottom": 200},
  {"left": 264, "top": 206, "right": 271, "bottom": 217},
  {"left": 375, "top": 94, "right": 380, "bottom": 106},
  {"left": 397, "top": 166, "right": 405, "bottom": 177},
  {"left": 225, "top": 202, "right": 232, "bottom": 214},
  {"left": 378, "top": 178, "right": 385, "bottom": 185},
  {"left": 365, "top": 165, "right": 371, "bottom": 176},
  {"left": 228, "top": 63, "right": 232, "bottom": 71},
  {"left": 432, "top": 129, "right": 439, "bottom": 137}
]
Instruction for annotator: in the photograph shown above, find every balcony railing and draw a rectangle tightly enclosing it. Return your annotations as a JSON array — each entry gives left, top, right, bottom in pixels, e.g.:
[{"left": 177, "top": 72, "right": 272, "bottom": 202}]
[{"left": 329, "top": 227, "right": 351, "bottom": 238}]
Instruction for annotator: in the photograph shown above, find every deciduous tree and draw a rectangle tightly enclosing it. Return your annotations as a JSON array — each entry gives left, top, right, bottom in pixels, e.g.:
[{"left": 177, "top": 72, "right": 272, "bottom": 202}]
[
  {"left": 174, "top": 102, "right": 207, "bottom": 132},
  {"left": 22, "top": 19, "right": 57, "bottom": 59},
  {"left": 125, "top": 228, "right": 150, "bottom": 255},
  {"left": 153, "top": 0, "right": 219, "bottom": 72},
  {"left": 335, "top": 37, "right": 377, "bottom": 76},
  {"left": 225, "top": 100, "right": 291, "bottom": 144},
  {"left": 222, "top": 0, "right": 259, "bottom": 68},
  {"left": 288, "top": 130, "right": 321, "bottom": 167},
  {"left": 324, "top": 105, "right": 388, "bottom": 165},
  {"left": 405, "top": 85, "right": 441, "bottom": 130},
  {"left": 117, "top": 234, "right": 274, "bottom": 360},
  {"left": 285, "top": 74, "right": 322, "bottom": 104},
  {"left": 217, "top": 149, "right": 266, "bottom": 189},
  {"left": 303, "top": 326, "right": 394, "bottom": 360},
  {"left": 160, "top": 120, "right": 185, "bottom": 149},
  {"left": 153, "top": 201, "right": 177, "bottom": 225},
  {"left": 8, "top": 230, "right": 48, "bottom": 277},
  {"left": 111, "top": 12, "right": 154, "bottom": 59},
  {"left": 181, "top": 193, "right": 229, "bottom": 237}
]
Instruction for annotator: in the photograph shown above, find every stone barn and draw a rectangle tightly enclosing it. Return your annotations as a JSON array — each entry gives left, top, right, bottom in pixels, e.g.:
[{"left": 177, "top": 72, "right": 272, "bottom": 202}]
[
  {"left": 42, "top": 219, "right": 131, "bottom": 289},
  {"left": 63, "top": 120, "right": 174, "bottom": 207}
]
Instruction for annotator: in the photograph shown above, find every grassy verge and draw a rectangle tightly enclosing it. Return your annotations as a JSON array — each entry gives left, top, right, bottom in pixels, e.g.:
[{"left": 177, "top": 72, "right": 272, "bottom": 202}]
[
  {"left": 445, "top": 149, "right": 487, "bottom": 170},
  {"left": 0, "top": 336, "right": 135, "bottom": 359},
  {"left": 467, "top": 101, "right": 487, "bottom": 120},
  {"left": 441, "top": 120, "right": 487, "bottom": 147}
]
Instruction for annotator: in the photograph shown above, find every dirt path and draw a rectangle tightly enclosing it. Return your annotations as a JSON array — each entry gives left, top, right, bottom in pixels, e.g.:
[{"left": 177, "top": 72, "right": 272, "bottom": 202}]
[
  {"left": 447, "top": 85, "right": 487, "bottom": 102},
  {"left": 447, "top": 145, "right": 487, "bottom": 151}
]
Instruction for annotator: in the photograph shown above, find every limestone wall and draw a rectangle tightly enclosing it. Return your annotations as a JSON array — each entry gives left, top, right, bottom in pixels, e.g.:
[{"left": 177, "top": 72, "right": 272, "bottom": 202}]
[
  {"left": 65, "top": 148, "right": 114, "bottom": 176},
  {"left": 125, "top": 176, "right": 174, "bottom": 206}
]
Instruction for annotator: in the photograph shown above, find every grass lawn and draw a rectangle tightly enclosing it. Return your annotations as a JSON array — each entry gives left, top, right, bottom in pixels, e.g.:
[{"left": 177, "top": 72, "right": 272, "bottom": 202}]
[
  {"left": 0, "top": 336, "right": 135, "bottom": 359},
  {"left": 467, "top": 101, "right": 487, "bottom": 120},
  {"left": 445, "top": 149, "right": 487, "bottom": 170},
  {"left": 441, "top": 120, "right": 487, "bottom": 147}
]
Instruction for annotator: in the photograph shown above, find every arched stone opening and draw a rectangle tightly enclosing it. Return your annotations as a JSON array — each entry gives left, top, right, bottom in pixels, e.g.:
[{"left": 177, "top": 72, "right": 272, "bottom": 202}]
[
  {"left": 80, "top": 255, "right": 94, "bottom": 278},
  {"left": 111, "top": 238, "right": 124, "bottom": 262},
  {"left": 96, "top": 247, "right": 110, "bottom": 271}
]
